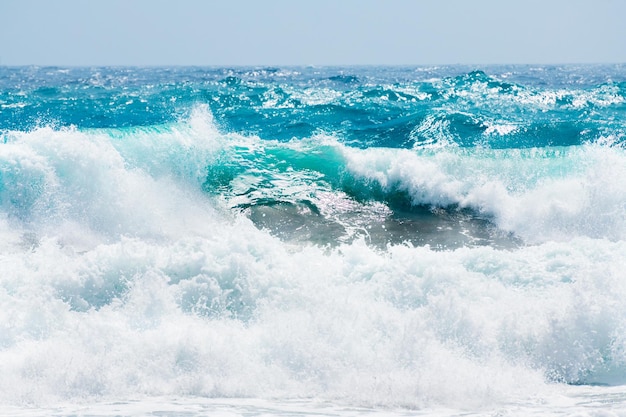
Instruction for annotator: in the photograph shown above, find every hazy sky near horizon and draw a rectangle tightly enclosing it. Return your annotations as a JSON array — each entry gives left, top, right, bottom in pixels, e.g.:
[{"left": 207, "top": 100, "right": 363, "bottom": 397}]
[{"left": 1, "top": 0, "right": 625, "bottom": 66}]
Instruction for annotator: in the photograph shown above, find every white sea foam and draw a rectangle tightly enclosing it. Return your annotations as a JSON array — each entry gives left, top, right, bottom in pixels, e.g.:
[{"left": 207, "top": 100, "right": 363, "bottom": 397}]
[
  {"left": 3, "top": 222, "right": 626, "bottom": 409},
  {"left": 342, "top": 143, "right": 626, "bottom": 243}
]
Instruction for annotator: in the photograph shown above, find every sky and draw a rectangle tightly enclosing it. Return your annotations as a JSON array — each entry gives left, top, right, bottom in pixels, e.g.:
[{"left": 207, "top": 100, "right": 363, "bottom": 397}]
[{"left": 1, "top": 0, "right": 625, "bottom": 66}]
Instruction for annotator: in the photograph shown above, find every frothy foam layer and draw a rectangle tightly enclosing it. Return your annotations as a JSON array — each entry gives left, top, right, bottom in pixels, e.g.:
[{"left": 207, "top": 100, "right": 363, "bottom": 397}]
[
  {"left": 3, "top": 228, "right": 626, "bottom": 407},
  {"left": 342, "top": 144, "right": 626, "bottom": 244}
]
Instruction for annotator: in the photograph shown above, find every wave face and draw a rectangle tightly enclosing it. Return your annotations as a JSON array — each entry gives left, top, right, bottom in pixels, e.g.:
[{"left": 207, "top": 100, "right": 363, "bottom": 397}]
[{"left": 1, "top": 65, "right": 626, "bottom": 412}]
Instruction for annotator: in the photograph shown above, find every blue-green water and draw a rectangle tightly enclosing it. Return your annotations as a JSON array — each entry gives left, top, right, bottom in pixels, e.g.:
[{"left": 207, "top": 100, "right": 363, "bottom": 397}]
[
  {"left": 1, "top": 65, "right": 626, "bottom": 415},
  {"left": 2, "top": 66, "right": 624, "bottom": 147}
]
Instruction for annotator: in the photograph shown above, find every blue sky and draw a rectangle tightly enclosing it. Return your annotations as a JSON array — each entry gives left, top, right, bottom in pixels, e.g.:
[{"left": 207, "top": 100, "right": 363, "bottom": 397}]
[{"left": 1, "top": 0, "right": 625, "bottom": 66}]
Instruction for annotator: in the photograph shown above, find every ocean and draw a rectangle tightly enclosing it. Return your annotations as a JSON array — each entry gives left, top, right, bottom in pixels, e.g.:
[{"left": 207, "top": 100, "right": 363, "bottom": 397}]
[{"left": 1, "top": 65, "right": 626, "bottom": 416}]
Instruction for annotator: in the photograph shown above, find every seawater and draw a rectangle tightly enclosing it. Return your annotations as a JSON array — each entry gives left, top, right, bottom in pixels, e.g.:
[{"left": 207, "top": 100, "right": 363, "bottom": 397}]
[{"left": 1, "top": 65, "right": 626, "bottom": 416}]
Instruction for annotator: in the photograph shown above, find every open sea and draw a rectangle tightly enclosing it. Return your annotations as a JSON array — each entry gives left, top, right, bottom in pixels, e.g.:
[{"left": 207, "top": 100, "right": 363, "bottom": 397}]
[{"left": 1, "top": 65, "right": 626, "bottom": 416}]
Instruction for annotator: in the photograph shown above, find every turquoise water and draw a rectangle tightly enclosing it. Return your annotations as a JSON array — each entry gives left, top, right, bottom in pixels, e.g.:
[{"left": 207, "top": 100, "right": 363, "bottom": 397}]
[{"left": 1, "top": 65, "right": 626, "bottom": 415}]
